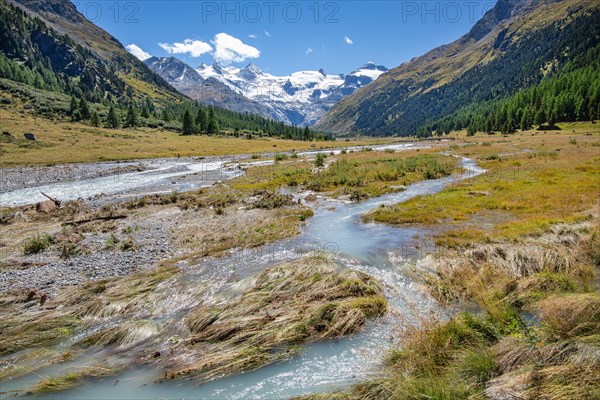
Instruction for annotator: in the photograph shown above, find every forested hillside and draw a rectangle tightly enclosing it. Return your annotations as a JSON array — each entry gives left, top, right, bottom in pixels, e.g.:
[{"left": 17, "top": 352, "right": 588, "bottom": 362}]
[
  {"left": 425, "top": 49, "right": 600, "bottom": 136},
  {"left": 317, "top": 0, "right": 600, "bottom": 136},
  {"left": 0, "top": 0, "right": 327, "bottom": 140}
]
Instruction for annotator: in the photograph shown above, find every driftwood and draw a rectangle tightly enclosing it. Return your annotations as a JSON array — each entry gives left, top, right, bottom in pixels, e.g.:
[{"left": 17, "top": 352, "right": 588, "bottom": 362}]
[
  {"left": 63, "top": 215, "right": 127, "bottom": 226},
  {"left": 40, "top": 192, "right": 61, "bottom": 207}
]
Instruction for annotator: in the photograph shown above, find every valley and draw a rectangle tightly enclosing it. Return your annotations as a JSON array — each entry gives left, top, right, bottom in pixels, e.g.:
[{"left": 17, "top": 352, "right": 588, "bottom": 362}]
[
  {"left": 0, "top": 124, "right": 598, "bottom": 399},
  {"left": 1, "top": 0, "right": 599, "bottom": 399}
]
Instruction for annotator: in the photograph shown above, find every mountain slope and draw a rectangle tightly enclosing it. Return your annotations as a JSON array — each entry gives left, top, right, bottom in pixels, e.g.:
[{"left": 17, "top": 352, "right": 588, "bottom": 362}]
[
  {"left": 2, "top": 0, "right": 182, "bottom": 102},
  {"left": 0, "top": 0, "right": 326, "bottom": 141},
  {"left": 317, "top": 0, "right": 599, "bottom": 135},
  {"left": 144, "top": 57, "right": 275, "bottom": 118}
]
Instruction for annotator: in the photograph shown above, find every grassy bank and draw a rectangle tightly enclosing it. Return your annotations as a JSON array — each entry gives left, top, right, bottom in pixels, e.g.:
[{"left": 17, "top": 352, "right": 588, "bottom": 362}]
[
  {"left": 364, "top": 125, "right": 600, "bottom": 241},
  {"left": 303, "top": 123, "right": 600, "bottom": 400},
  {"left": 232, "top": 149, "right": 460, "bottom": 200}
]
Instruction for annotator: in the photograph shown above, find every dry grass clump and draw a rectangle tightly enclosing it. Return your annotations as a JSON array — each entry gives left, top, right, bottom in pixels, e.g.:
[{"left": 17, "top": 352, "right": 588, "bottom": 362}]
[
  {"left": 414, "top": 220, "right": 595, "bottom": 309},
  {"left": 491, "top": 336, "right": 600, "bottom": 400},
  {"left": 163, "top": 254, "right": 387, "bottom": 382},
  {"left": 77, "top": 320, "right": 160, "bottom": 350},
  {"left": 0, "top": 311, "right": 79, "bottom": 356},
  {"left": 0, "top": 266, "right": 178, "bottom": 385},
  {"left": 51, "top": 265, "right": 179, "bottom": 318},
  {"left": 32, "top": 365, "right": 122, "bottom": 393},
  {"left": 387, "top": 313, "right": 499, "bottom": 374},
  {"left": 537, "top": 293, "right": 600, "bottom": 340},
  {"left": 0, "top": 267, "right": 176, "bottom": 363}
]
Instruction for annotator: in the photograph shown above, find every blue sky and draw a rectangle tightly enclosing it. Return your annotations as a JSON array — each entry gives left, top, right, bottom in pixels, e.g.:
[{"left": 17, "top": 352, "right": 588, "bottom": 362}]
[{"left": 74, "top": 1, "right": 496, "bottom": 75}]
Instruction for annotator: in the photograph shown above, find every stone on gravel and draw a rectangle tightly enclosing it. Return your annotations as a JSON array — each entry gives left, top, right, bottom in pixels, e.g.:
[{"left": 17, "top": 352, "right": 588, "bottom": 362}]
[{"left": 36, "top": 200, "right": 57, "bottom": 214}]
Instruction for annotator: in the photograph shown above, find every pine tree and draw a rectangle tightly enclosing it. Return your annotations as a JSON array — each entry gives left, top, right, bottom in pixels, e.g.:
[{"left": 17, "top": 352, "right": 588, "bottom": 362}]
[
  {"left": 69, "top": 96, "right": 79, "bottom": 121},
  {"left": 90, "top": 110, "right": 100, "bottom": 127},
  {"left": 466, "top": 124, "right": 476, "bottom": 136},
  {"left": 161, "top": 109, "right": 171, "bottom": 122},
  {"left": 141, "top": 107, "right": 150, "bottom": 119},
  {"left": 303, "top": 126, "right": 311, "bottom": 141},
  {"left": 520, "top": 112, "right": 529, "bottom": 131},
  {"left": 195, "top": 108, "right": 208, "bottom": 134},
  {"left": 106, "top": 105, "right": 120, "bottom": 129},
  {"left": 534, "top": 110, "right": 545, "bottom": 127},
  {"left": 79, "top": 98, "right": 90, "bottom": 120},
  {"left": 181, "top": 109, "right": 194, "bottom": 135},
  {"left": 125, "top": 104, "right": 139, "bottom": 128},
  {"left": 207, "top": 107, "right": 219, "bottom": 135}
]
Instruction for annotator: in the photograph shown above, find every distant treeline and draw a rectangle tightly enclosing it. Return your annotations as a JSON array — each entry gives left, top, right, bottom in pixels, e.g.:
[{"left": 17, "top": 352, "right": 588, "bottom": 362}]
[{"left": 421, "top": 51, "right": 600, "bottom": 136}]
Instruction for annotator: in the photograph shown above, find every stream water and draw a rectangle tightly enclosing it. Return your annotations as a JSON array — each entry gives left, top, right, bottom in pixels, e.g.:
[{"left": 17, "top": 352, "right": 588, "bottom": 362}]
[
  {"left": 0, "top": 143, "right": 429, "bottom": 207},
  {"left": 0, "top": 152, "right": 484, "bottom": 400}
]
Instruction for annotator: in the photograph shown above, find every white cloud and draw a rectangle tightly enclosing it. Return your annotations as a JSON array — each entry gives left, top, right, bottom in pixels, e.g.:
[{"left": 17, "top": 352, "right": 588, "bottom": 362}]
[
  {"left": 305, "top": 48, "right": 313, "bottom": 56},
  {"left": 213, "top": 33, "right": 260, "bottom": 65},
  {"left": 126, "top": 44, "right": 151, "bottom": 61},
  {"left": 159, "top": 39, "right": 212, "bottom": 58},
  {"left": 248, "top": 34, "right": 258, "bottom": 39},
  {"left": 344, "top": 36, "right": 354, "bottom": 45},
  {"left": 264, "top": 30, "right": 271, "bottom": 38}
]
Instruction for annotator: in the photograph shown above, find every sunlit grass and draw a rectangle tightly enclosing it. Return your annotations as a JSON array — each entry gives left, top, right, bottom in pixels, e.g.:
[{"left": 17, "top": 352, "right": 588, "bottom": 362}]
[{"left": 365, "top": 127, "right": 600, "bottom": 240}]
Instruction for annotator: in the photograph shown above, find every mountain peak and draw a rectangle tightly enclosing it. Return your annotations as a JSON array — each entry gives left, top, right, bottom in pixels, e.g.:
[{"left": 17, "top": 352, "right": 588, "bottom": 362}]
[
  {"left": 357, "top": 62, "right": 388, "bottom": 72},
  {"left": 239, "top": 63, "right": 263, "bottom": 80},
  {"left": 468, "top": 0, "right": 534, "bottom": 41},
  {"left": 211, "top": 62, "right": 225, "bottom": 75}
]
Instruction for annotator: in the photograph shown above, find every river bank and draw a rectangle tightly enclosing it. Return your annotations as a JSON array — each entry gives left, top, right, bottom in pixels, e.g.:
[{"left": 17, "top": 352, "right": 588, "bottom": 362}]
[{"left": 0, "top": 143, "right": 471, "bottom": 399}]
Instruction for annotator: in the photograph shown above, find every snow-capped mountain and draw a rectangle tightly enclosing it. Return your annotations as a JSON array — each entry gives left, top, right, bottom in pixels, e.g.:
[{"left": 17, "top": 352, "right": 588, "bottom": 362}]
[
  {"left": 145, "top": 57, "right": 274, "bottom": 117},
  {"left": 195, "top": 62, "right": 387, "bottom": 126},
  {"left": 146, "top": 57, "right": 387, "bottom": 126}
]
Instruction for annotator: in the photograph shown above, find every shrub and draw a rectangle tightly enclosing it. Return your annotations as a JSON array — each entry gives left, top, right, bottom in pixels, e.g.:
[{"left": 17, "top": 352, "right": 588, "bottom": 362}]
[
  {"left": 315, "top": 153, "right": 326, "bottom": 168},
  {"left": 23, "top": 234, "right": 54, "bottom": 255}
]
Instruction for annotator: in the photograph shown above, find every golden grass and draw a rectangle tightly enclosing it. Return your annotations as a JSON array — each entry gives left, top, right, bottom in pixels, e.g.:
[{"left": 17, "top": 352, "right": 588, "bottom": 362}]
[
  {"left": 537, "top": 293, "right": 600, "bottom": 340},
  {"left": 0, "top": 311, "right": 80, "bottom": 356},
  {"left": 163, "top": 254, "right": 386, "bottom": 382},
  {"left": 0, "top": 108, "right": 389, "bottom": 165},
  {"left": 365, "top": 125, "right": 600, "bottom": 240},
  {"left": 33, "top": 365, "right": 122, "bottom": 393}
]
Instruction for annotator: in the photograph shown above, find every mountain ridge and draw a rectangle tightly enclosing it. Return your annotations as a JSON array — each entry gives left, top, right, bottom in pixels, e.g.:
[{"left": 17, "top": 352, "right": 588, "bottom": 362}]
[
  {"left": 144, "top": 54, "right": 388, "bottom": 126},
  {"left": 4, "top": 0, "right": 183, "bottom": 102},
  {"left": 317, "top": 0, "right": 598, "bottom": 135}
]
